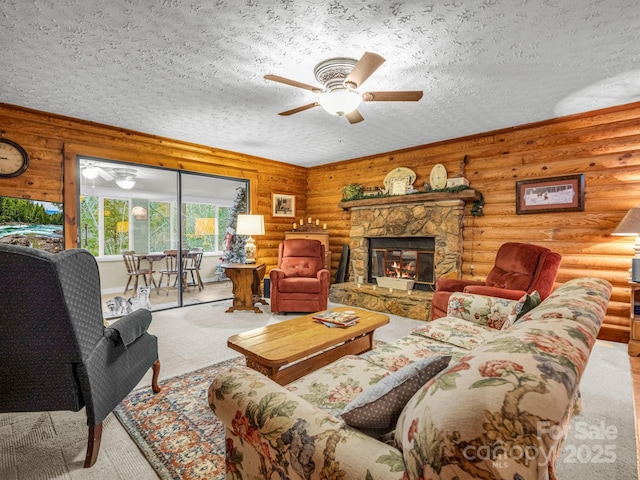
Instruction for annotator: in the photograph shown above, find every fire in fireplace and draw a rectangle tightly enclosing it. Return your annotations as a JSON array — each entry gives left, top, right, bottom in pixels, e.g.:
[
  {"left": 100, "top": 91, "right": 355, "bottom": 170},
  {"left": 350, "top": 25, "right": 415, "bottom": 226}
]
[{"left": 367, "top": 237, "right": 435, "bottom": 291}]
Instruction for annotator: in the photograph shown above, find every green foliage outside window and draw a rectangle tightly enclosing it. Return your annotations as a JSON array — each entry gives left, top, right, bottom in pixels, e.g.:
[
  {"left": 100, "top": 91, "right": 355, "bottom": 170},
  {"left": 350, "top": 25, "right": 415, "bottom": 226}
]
[
  {"left": 150, "top": 202, "right": 173, "bottom": 252},
  {"left": 103, "top": 198, "right": 129, "bottom": 255},
  {"left": 80, "top": 196, "right": 100, "bottom": 255},
  {"left": 80, "top": 196, "right": 227, "bottom": 256},
  {"left": 0, "top": 197, "right": 63, "bottom": 225}
]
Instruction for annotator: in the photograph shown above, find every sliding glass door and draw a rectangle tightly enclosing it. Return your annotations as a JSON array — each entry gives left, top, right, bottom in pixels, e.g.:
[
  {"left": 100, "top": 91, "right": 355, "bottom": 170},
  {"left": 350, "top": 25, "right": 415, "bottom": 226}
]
[{"left": 77, "top": 157, "right": 246, "bottom": 316}]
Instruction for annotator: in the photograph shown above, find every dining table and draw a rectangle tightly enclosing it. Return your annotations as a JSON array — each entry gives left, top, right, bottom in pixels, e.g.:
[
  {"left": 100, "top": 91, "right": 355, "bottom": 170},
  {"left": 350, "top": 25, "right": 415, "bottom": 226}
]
[
  {"left": 137, "top": 250, "right": 204, "bottom": 294},
  {"left": 133, "top": 253, "right": 167, "bottom": 293}
]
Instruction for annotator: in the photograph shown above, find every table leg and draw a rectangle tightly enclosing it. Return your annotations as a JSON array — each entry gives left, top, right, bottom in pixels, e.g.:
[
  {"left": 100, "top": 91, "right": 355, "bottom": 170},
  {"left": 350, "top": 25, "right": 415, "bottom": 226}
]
[{"left": 225, "top": 268, "right": 263, "bottom": 313}]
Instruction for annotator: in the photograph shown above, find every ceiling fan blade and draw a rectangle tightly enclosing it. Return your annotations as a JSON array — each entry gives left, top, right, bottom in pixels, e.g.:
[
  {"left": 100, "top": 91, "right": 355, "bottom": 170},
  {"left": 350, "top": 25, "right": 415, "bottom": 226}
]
[
  {"left": 97, "top": 167, "right": 114, "bottom": 181},
  {"left": 278, "top": 103, "right": 319, "bottom": 116},
  {"left": 346, "top": 109, "right": 364, "bottom": 124},
  {"left": 363, "top": 91, "right": 424, "bottom": 102},
  {"left": 264, "top": 74, "right": 322, "bottom": 92},
  {"left": 346, "top": 52, "right": 385, "bottom": 88}
]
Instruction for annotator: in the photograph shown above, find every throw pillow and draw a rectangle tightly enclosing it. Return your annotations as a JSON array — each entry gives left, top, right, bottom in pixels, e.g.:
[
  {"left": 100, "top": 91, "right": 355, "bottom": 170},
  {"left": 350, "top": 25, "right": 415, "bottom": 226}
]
[
  {"left": 340, "top": 354, "right": 451, "bottom": 436},
  {"left": 447, "top": 292, "right": 521, "bottom": 330},
  {"left": 513, "top": 290, "right": 542, "bottom": 324}
]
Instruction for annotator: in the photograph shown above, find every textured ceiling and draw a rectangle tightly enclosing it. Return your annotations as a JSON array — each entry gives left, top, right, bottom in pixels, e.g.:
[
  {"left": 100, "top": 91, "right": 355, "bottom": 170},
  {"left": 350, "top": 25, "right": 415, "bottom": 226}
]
[{"left": 2, "top": 0, "right": 639, "bottom": 167}]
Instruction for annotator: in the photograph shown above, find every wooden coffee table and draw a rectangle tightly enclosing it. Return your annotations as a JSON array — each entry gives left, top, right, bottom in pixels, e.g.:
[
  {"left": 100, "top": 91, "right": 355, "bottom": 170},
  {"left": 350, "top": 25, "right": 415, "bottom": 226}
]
[{"left": 227, "top": 307, "right": 390, "bottom": 385}]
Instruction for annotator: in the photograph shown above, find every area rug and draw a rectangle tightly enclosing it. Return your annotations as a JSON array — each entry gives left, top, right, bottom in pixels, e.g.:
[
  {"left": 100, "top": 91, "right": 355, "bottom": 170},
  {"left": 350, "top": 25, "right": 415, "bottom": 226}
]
[
  {"left": 114, "top": 356, "right": 244, "bottom": 480},
  {"left": 113, "top": 341, "right": 637, "bottom": 480}
]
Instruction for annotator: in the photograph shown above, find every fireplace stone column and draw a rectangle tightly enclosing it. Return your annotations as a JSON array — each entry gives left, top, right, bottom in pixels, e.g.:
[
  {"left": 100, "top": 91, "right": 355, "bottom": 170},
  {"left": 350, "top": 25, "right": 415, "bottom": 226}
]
[{"left": 330, "top": 197, "right": 468, "bottom": 321}]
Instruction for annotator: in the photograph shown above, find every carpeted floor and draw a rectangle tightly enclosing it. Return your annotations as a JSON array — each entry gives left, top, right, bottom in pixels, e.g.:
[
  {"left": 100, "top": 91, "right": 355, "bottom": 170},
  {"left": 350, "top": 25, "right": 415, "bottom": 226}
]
[{"left": 0, "top": 301, "right": 636, "bottom": 479}]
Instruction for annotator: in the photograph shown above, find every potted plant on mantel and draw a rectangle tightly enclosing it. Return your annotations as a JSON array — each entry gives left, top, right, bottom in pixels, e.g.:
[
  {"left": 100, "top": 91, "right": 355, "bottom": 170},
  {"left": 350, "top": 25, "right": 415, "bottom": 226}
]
[{"left": 342, "top": 183, "right": 364, "bottom": 200}]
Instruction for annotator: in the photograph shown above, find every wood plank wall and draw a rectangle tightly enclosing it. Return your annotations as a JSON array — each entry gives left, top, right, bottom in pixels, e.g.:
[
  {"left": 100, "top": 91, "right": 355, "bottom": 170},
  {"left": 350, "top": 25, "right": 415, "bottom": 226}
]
[
  {"left": 307, "top": 101, "right": 640, "bottom": 342},
  {"left": 2, "top": 101, "right": 640, "bottom": 341},
  {"left": 0, "top": 104, "right": 307, "bottom": 269}
]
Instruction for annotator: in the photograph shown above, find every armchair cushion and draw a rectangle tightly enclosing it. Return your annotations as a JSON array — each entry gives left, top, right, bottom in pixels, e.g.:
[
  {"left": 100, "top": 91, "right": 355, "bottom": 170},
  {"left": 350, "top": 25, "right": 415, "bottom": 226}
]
[
  {"left": 276, "top": 276, "right": 323, "bottom": 294},
  {"left": 462, "top": 285, "right": 527, "bottom": 300},
  {"left": 279, "top": 238, "right": 325, "bottom": 277},
  {"left": 340, "top": 355, "right": 451, "bottom": 436},
  {"left": 435, "top": 277, "right": 484, "bottom": 293},
  {"left": 104, "top": 309, "right": 153, "bottom": 347}
]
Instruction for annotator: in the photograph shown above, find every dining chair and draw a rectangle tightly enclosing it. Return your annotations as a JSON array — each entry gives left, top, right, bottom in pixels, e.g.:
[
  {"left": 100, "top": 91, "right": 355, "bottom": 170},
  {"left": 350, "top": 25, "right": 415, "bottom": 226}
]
[
  {"left": 121, "top": 250, "right": 153, "bottom": 296},
  {"left": 158, "top": 249, "right": 190, "bottom": 295},
  {"left": 185, "top": 247, "right": 204, "bottom": 291}
]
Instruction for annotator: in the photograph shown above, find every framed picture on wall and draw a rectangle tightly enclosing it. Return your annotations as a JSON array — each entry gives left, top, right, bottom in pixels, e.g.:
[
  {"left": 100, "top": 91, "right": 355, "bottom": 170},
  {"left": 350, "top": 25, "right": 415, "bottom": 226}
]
[
  {"left": 272, "top": 193, "right": 295, "bottom": 217},
  {"left": 516, "top": 174, "right": 585, "bottom": 215}
]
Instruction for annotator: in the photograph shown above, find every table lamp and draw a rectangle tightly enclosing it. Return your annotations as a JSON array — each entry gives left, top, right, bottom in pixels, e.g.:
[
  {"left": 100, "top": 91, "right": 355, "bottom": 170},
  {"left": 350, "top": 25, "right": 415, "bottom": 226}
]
[
  {"left": 236, "top": 214, "right": 265, "bottom": 264},
  {"left": 612, "top": 206, "right": 640, "bottom": 281}
]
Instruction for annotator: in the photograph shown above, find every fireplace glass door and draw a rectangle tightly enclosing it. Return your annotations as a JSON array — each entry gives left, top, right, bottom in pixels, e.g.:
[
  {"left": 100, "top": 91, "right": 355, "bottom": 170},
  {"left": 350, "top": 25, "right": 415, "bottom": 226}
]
[{"left": 368, "top": 237, "right": 435, "bottom": 291}]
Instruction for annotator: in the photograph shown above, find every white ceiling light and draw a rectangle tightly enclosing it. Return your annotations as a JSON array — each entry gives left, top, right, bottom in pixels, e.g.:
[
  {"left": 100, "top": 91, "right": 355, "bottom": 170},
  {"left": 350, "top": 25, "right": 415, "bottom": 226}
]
[
  {"left": 318, "top": 89, "right": 362, "bottom": 116},
  {"left": 112, "top": 168, "right": 137, "bottom": 189},
  {"left": 82, "top": 163, "right": 99, "bottom": 179}
]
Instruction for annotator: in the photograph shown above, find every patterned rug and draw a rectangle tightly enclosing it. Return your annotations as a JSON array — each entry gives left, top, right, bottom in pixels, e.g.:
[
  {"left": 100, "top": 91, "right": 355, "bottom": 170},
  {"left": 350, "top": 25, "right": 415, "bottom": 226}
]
[{"left": 114, "top": 356, "right": 244, "bottom": 480}]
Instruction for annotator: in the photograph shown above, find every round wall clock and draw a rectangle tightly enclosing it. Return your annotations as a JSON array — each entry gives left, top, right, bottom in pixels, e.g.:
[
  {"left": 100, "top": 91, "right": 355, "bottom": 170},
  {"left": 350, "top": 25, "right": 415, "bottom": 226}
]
[
  {"left": 0, "top": 139, "right": 29, "bottom": 177},
  {"left": 430, "top": 163, "right": 448, "bottom": 189}
]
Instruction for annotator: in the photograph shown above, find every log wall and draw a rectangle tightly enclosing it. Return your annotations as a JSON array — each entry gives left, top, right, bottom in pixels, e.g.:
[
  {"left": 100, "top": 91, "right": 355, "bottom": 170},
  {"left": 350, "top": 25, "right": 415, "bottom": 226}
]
[
  {"left": 0, "top": 104, "right": 307, "bottom": 269},
  {"left": 307, "top": 101, "right": 640, "bottom": 342},
  {"left": 3, "top": 101, "right": 640, "bottom": 341}
]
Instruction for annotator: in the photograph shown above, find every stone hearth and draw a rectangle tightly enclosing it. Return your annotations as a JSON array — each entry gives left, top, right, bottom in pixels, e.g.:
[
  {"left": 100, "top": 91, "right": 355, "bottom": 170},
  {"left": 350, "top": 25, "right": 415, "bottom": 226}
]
[
  {"left": 330, "top": 192, "right": 478, "bottom": 320},
  {"left": 330, "top": 283, "right": 433, "bottom": 321}
]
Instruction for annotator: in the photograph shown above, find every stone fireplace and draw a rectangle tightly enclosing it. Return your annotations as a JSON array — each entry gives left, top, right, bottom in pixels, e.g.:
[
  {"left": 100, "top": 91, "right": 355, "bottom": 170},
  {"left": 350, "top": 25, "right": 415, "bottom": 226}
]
[{"left": 329, "top": 191, "right": 479, "bottom": 320}]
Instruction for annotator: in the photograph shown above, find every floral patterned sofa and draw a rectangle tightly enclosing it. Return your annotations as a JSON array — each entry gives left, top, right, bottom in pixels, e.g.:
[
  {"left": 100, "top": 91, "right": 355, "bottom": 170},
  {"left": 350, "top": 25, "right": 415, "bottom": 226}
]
[{"left": 208, "top": 277, "right": 611, "bottom": 480}]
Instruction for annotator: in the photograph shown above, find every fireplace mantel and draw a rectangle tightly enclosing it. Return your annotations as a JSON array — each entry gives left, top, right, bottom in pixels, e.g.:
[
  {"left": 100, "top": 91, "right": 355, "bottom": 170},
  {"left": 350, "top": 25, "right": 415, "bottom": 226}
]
[{"left": 338, "top": 189, "right": 481, "bottom": 210}]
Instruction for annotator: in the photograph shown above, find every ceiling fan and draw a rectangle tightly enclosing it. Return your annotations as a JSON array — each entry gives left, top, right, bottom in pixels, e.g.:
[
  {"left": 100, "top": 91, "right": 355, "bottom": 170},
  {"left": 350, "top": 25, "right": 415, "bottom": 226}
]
[
  {"left": 81, "top": 161, "right": 114, "bottom": 181},
  {"left": 264, "top": 52, "right": 423, "bottom": 124},
  {"left": 81, "top": 161, "right": 138, "bottom": 189}
]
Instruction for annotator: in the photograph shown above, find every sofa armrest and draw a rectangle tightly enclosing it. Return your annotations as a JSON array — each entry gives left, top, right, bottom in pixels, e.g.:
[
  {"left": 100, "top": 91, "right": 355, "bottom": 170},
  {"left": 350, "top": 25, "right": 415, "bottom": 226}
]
[
  {"left": 435, "top": 277, "right": 485, "bottom": 292},
  {"left": 208, "top": 365, "right": 406, "bottom": 479},
  {"left": 104, "top": 309, "right": 152, "bottom": 347}
]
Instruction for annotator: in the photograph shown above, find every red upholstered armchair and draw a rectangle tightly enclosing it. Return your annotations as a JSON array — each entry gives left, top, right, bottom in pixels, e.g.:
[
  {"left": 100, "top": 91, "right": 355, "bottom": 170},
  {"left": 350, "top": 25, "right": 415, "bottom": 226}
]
[
  {"left": 430, "top": 242, "right": 562, "bottom": 320},
  {"left": 270, "top": 238, "right": 330, "bottom": 314}
]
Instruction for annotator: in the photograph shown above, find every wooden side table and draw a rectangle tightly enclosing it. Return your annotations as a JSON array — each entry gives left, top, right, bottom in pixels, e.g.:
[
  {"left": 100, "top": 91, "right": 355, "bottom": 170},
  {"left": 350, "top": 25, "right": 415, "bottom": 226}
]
[
  {"left": 630, "top": 282, "right": 640, "bottom": 355},
  {"left": 222, "top": 262, "right": 266, "bottom": 313}
]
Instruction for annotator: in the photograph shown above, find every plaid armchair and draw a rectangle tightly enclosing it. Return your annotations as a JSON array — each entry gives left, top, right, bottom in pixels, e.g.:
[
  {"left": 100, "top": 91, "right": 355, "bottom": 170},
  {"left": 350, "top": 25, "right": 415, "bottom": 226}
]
[{"left": 0, "top": 245, "right": 161, "bottom": 467}]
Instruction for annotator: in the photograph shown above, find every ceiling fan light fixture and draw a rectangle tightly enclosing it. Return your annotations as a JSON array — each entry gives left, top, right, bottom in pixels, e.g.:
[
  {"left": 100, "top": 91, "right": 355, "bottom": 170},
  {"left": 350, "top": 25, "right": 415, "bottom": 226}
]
[
  {"left": 115, "top": 177, "right": 136, "bottom": 189},
  {"left": 82, "top": 164, "right": 99, "bottom": 179},
  {"left": 318, "top": 89, "right": 362, "bottom": 116},
  {"left": 112, "top": 168, "right": 137, "bottom": 189}
]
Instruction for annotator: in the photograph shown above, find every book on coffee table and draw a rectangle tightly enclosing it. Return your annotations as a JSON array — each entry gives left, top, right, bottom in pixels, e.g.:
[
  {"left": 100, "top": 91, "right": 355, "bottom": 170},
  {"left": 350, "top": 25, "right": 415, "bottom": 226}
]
[{"left": 312, "top": 311, "right": 359, "bottom": 327}]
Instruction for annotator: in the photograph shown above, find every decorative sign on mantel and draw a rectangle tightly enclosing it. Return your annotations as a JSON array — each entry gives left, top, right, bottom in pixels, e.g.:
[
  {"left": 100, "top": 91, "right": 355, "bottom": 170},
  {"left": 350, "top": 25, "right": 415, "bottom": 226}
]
[{"left": 383, "top": 167, "right": 417, "bottom": 195}]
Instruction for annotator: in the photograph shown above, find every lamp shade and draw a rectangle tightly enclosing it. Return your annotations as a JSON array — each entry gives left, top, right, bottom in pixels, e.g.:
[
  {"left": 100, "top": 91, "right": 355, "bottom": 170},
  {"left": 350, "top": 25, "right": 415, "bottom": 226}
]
[
  {"left": 612, "top": 207, "right": 640, "bottom": 236},
  {"left": 236, "top": 214, "right": 265, "bottom": 236}
]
